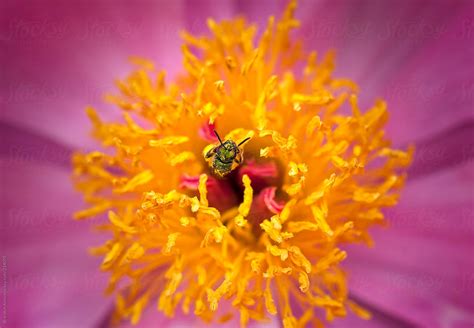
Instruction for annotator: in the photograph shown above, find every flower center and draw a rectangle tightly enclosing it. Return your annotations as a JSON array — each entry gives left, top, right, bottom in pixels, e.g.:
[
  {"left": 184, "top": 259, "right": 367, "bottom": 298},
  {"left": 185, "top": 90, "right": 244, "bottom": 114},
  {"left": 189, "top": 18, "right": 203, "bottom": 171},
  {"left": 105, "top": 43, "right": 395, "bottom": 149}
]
[{"left": 181, "top": 155, "right": 285, "bottom": 240}]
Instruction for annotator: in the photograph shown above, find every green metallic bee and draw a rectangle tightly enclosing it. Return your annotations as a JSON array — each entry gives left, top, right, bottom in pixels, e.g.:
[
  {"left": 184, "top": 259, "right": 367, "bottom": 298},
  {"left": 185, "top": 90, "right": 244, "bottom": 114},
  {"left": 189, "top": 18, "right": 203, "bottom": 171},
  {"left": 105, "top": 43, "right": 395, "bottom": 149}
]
[{"left": 204, "top": 130, "right": 251, "bottom": 177}]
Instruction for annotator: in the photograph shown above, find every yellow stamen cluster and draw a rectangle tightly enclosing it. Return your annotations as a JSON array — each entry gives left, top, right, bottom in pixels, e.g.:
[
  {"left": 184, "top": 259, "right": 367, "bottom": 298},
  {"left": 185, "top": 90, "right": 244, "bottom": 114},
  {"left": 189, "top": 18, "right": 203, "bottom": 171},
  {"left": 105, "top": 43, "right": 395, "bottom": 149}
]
[{"left": 73, "top": 1, "right": 412, "bottom": 327}]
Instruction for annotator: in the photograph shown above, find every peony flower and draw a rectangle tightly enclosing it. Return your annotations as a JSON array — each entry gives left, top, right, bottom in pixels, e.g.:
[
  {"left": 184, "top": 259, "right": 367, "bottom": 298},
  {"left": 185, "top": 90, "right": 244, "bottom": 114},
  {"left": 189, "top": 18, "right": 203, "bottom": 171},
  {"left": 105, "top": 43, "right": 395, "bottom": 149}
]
[
  {"left": 2, "top": 0, "right": 473, "bottom": 327},
  {"left": 72, "top": 1, "right": 413, "bottom": 326}
]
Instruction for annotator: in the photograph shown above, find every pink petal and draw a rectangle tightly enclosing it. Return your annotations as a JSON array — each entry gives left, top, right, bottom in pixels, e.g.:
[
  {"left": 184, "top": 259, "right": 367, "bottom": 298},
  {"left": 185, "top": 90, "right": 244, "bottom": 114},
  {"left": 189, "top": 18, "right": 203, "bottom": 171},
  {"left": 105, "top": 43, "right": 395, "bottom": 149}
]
[
  {"left": 234, "top": 0, "right": 286, "bottom": 29},
  {"left": 312, "top": 0, "right": 474, "bottom": 144},
  {"left": 329, "top": 304, "right": 417, "bottom": 328},
  {"left": 295, "top": 0, "right": 355, "bottom": 54},
  {"left": 408, "top": 119, "right": 474, "bottom": 180},
  {"left": 2, "top": 0, "right": 184, "bottom": 149},
  {"left": 344, "top": 161, "right": 474, "bottom": 327},
  {"left": 183, "top": 0, "right": 234, "bottom": 34},
  {"left": 0, "top": 121, "right": 72, "bottom": 168},
  {"left": 1, "top": 160, "right": 109, "bottom": 327},
  {"left": 383, "top": 5, "right": 474, "bottom": 144}
]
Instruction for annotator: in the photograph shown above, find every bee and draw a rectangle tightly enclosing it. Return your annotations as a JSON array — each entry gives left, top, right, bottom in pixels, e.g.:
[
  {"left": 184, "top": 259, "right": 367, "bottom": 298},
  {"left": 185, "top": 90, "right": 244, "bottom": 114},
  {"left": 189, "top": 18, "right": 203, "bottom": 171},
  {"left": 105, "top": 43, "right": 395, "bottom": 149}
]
[{"left": 204, "top": 130, "right": 251, "bottom": 177}]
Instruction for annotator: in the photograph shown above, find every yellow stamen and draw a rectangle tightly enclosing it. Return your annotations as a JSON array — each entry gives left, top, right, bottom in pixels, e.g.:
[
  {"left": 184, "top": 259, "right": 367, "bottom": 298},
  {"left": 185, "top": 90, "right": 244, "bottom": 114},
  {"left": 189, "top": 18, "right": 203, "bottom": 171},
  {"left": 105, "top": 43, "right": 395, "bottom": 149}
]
[{"left": 235, "top": 174, "right": 253, "bottom": 227}]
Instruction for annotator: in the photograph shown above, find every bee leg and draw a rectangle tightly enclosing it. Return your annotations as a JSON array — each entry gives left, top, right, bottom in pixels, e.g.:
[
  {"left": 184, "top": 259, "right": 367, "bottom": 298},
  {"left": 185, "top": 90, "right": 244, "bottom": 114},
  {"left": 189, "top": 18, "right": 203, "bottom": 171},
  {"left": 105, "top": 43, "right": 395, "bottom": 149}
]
[
  {"left": 234, "top": 153, "right": 243, "bottom": 164},
  {"left": 205, "top": 148, "right": 216, "bottom": 159}
]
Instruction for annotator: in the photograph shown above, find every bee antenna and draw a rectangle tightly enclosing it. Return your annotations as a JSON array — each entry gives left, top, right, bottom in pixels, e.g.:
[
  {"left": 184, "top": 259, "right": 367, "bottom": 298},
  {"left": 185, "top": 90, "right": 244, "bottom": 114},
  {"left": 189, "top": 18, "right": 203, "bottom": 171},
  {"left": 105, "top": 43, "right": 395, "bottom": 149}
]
[
  {"left": 238, "top": 137, "right": 251, "bottom": 147},
  {"left": 214, "top": 130, "right": 224, "bottom": 145}
]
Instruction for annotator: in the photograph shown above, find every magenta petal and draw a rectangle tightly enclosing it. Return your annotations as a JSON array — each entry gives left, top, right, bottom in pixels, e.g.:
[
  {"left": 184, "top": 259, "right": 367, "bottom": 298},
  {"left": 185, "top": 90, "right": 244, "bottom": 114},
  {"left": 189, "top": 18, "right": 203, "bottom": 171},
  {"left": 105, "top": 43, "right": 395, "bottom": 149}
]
[
  {"left": 234, "top": 0, "right": 286, "bottom": 29},
  {"left": 183, "top": 0, "right": 234, "bottom": 34},
  {"left": 329, "top": 300, "right": 417, "bottom": 328},
  {"left": 309, "top": 0, "right": 474, "bottom": 144},
  {"left": 407, "top": 119, "right": 474, "bottom": 180},
  {"left": 2, "top": 160, "right": 109, "bottom": 327},
  {"left": 0, "top": 121, "right": 72, "bottom": 168},
  {"left": 344, "top": 162, "right": 474, "bottom": 327},
  {"left": 3, "top": 0, "right": 184, "bottom": 149},
  {"left": 383, "top": 4, "right": 474, "bottom": 144},
  {"left": 295, "top": 0, "right": 355, "bottom": 55}
]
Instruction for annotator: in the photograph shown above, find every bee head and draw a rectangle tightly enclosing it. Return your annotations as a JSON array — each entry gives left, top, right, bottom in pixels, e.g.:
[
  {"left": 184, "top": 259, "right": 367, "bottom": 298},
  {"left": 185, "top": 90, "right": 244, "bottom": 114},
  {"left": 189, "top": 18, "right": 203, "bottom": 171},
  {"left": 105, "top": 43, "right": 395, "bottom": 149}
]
[{"left": 217, "top": 140, "right": 238, "bottom": 162}]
